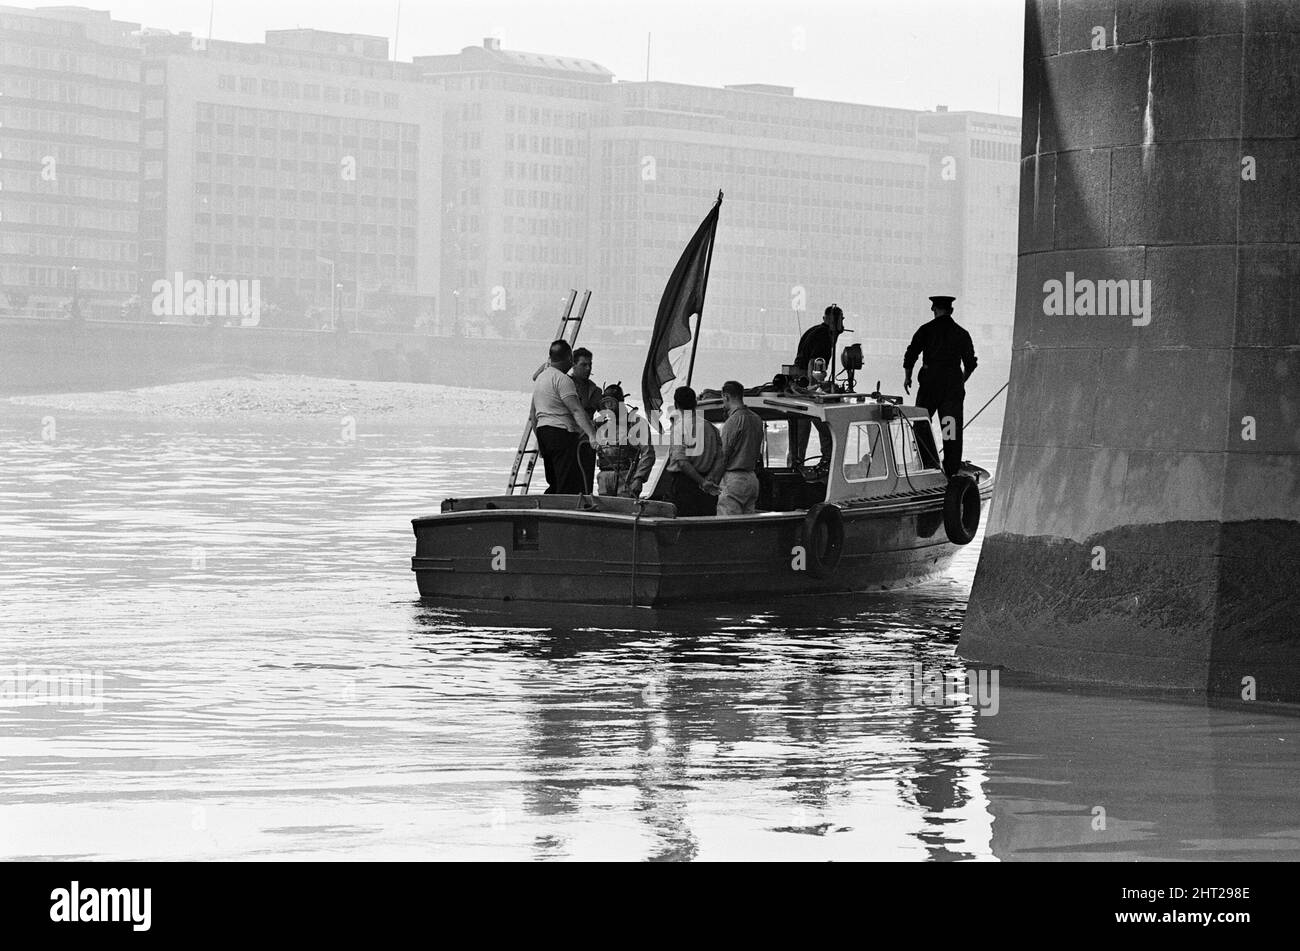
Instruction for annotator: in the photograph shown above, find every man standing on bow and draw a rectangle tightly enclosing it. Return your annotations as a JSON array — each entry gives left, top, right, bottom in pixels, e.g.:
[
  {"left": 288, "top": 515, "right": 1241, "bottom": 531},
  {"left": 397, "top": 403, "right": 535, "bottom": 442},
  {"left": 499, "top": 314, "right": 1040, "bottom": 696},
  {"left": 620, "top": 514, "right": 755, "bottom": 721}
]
[
  {"left": 532, "top": 339, "right": 599, "bottom": 494},
  {"left": 903, "top": 295, "right": 978, "bottom": 478}
]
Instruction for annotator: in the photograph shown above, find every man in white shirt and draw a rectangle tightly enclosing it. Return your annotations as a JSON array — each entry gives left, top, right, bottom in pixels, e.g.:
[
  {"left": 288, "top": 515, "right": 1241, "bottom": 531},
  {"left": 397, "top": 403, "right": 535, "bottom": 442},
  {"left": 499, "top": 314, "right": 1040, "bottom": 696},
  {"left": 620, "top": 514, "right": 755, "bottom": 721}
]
[{"left": 532, "top": 339, "right": 599, "bottom": 494}]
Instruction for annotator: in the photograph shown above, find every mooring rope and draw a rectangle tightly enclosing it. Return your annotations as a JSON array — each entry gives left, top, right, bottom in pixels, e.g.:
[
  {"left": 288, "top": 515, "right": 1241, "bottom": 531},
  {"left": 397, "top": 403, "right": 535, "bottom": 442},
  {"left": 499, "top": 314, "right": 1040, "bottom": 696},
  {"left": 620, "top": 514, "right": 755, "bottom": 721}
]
[{"left": 962, "top": 381, "right": 1010, "bottom": 431}]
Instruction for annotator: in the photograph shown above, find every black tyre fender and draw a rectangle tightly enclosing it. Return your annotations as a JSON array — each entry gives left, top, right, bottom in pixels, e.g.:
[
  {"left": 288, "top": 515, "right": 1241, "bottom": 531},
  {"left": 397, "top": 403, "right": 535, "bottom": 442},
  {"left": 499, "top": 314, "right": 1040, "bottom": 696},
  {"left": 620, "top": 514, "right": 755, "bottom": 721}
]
[
  {"left": 800, "top": 502, "right": 844, "bottom": 578},
  {"left": 944, "top": 475, "right": 981, "bottom": 545}
]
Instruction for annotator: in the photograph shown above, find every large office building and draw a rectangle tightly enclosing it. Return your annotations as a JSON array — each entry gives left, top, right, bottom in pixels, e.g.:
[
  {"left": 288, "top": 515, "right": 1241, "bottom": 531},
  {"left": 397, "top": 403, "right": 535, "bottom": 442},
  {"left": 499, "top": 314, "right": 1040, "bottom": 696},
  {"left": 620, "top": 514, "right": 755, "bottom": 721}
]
[
  {"left": 413, "top": 39, "right": 611, "bottom": 338},
  {"left": 2, "top": 10, "right": 1019, "bottom": 351},
  {"left": 138, "top": 28, "right": 440, "bottom": 329},
  {"left": 410, "top": 41, "right": 1020, "bottom": 360},
  {"left": 0, "top": 6, "right": 141, "bottom": 320},
  {"left": 592, "top": 80, "right": 939, "bottom": 357},
  {"left": 917, "top": 108, "right": 1021, "bottom": 356}
]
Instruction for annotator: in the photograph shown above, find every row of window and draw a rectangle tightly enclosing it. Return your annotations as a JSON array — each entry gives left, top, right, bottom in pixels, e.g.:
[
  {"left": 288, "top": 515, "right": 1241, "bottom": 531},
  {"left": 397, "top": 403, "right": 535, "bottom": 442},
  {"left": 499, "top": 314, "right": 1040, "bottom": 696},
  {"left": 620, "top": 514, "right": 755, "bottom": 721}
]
[
  {"left": 193, "top": 209, "right": 417, "bottom": 229},
  {"left": 190, "top": 130, "right": 417, "bottom": 158},
  {"left": 190, "top": 186, "right": 416, "bottom": 207},
  {"left": 194, "top": 217, "right": 416, "bottom": 239},
  {"left": 0, "top": 78, "right": 140, "bottom": 112},
  {"left": 215, "top": 74, "right": 401, "bottom": 110},
  {"left": 619, "top": 110, "right": 918, "bottom": 151},
  {"left": 503, "top": 216, "right": 584, "bottom": 237},
  {"left": 0, "top": 41, "right": 138, "bottom": 82},
  {"left": 970, "top": 138, "right": 1019, "bottom": 162},
  {"left": 1, "top": 234, "right": 136, "bottom": 261},
  {"left": 2, "top": 264, "right": 136, "bottom": 292},
  {"left": 0, "top": 107, "right": 136, "bottom": 141},
  {"left": 193, "top": 151, "right": 418, "bottom": 174},
  {"left": 0, "top": 142, "right": 139, "bottom": 172},
  {"left": 503, "top": 162, "right": 584, "bottom": 184},
  {"left": 621, "top": 87, "right": 915, "bottom": 132},
  {"left": 501, "top": 190, "right": 586, "bottom": 211},
  {"left": 192, "top": 243, "right": 415, "bottom": 265},
  {"left": 601, "top": 143, "right": 924, "bottom": 179},
  {"left": 502, "top": 105, "right": 593, "bottom": 129},
  {"left": 501, "top": 245, "right": 582, "bottom": 266},
  {"left": 503, "top": 134, "right": 586, "bottom": 156},
  {"left": 192, "top": 254, "right": 414, "bottom": 283},
  {"left": 0, "top": 201, "right": 137, "bottom": 232},
  {"left": 434, "top": 74, "right": 606, "bottom": 102},
  {"left": 190, "top": 103, "right": 415, "bottom": 139},
  {"left": 494, "top": 270, "right": 579, "bottom": 292},
  {"left": 0, "top": 172, "right": 138, "bottom": 201},
  {"left": 192, "top": 165, "right": 419, "bottom": 193}
]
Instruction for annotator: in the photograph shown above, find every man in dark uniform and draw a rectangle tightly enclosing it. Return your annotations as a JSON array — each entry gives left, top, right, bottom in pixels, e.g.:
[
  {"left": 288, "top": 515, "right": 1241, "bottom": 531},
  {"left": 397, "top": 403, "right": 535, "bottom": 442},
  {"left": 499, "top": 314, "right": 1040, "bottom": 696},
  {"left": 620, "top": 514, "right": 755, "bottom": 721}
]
[
  {"left": 788, "top": 303, "right": 848, "bottom": 467},
  {"left": 903, "top": 295, "right": 977, "bottom": 478}
]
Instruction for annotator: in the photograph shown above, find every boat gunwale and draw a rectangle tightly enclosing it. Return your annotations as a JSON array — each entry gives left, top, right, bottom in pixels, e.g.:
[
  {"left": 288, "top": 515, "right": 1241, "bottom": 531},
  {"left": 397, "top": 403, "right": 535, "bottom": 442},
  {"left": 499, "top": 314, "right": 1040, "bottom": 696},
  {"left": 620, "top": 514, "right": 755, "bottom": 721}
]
[{"left": 412, "top": 476, "right": 993, "bottom": 529}]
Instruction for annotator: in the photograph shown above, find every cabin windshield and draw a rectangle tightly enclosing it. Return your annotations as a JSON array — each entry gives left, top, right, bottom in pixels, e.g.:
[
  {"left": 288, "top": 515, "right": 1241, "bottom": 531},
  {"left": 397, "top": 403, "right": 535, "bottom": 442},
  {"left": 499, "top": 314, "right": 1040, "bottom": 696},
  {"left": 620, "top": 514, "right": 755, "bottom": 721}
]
[
  {"left": 894, "top": 415, "right": 943, "bottom": 473},
  {"left": 842, "top": 420, "right": 889, "bottom": 483}
]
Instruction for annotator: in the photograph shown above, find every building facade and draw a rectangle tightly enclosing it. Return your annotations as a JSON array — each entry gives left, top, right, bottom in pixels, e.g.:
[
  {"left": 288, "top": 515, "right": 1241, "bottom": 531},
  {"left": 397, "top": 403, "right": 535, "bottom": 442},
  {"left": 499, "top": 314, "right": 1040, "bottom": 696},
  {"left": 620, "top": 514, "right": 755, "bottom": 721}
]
[
  {"left": 1, "top": 10, "right": 1018, "bottom": 355},
  {"left": 592, "top": 80, "right": 939, "bottom": 359},
  {"left": 408, "top": 44, "right": 1020, "bottom": 362},
  {"left": 139, "top": 28, "right": 440, "bottom": 329},
  {"left": 0, "top": 6, "right": 141, "bottom": 320},
  {"left": 917, "top": 108, "right": 1021, "bottom": 356},
  {"left": 413, "top": 39, "right": 610, "bottom": 338}
]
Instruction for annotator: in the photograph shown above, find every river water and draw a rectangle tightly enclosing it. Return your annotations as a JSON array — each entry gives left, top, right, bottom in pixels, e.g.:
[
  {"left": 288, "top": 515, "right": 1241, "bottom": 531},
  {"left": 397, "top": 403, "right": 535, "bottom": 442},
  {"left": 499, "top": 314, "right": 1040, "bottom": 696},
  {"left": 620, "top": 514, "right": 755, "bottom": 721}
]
[{"left": 2, "top": 410, "right": 1297, "bottom": 861}]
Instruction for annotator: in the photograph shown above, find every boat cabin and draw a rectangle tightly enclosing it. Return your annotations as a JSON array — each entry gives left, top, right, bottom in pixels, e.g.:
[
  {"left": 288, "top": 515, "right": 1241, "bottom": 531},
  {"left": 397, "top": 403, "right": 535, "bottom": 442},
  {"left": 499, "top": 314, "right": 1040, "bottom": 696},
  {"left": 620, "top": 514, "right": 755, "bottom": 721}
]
[{"left": 696, "top": 390, "right": 947, "bottom": 510}]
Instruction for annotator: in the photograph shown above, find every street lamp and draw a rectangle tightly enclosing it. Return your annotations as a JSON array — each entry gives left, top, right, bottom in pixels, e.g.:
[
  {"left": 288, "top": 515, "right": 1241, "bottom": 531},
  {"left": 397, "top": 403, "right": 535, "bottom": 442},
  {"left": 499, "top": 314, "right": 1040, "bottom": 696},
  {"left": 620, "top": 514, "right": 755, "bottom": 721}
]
[
  {"left": 140, "top": 252, "right": 155, "bottom": 321},
  {"left": 69, "top": 265, "right": 80, "bottom": 321},
  {"left": 452, "top": 289, "right": 461, "bottom": 336},
  {"left": 335, "top": 283, "right": 344, "bottom": 331}
]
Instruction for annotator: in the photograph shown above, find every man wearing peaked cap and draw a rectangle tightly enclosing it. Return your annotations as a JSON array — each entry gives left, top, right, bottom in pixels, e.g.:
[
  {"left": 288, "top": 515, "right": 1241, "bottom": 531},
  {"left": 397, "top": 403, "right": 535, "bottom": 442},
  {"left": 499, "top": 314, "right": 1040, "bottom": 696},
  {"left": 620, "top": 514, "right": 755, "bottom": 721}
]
[
  {"left": 903, "top": 295, "right": 978, "bottom": 478},
  {"left": 788, "top": 303, "right": 849, "bottom": 467}
]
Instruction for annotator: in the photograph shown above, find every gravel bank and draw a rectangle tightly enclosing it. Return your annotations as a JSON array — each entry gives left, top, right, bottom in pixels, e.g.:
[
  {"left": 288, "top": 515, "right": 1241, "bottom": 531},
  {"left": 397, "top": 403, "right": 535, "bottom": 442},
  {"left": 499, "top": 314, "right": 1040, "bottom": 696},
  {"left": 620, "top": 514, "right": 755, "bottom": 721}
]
[{"left": 2, "top": 374, "right": 531, "bottom": 426}]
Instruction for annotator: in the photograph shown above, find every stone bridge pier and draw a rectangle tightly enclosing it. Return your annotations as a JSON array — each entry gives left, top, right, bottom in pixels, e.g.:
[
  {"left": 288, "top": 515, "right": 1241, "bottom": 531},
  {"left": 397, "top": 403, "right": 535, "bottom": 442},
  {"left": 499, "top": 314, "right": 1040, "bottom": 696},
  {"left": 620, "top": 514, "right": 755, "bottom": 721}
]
[{"left": 960, "top": 0, "right": 1299, "bottom": 701}]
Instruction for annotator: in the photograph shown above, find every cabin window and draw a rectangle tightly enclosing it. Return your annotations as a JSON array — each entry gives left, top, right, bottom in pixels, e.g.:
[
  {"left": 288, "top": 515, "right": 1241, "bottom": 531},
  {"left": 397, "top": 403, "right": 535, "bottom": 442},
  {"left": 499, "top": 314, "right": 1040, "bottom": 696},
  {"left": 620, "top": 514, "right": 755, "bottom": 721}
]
[
  {"left": 892, "top": 417, "right": 942, "bottom": 473},
  {"left": 842, "top": 421, "right": 889, "bottom": 482}
]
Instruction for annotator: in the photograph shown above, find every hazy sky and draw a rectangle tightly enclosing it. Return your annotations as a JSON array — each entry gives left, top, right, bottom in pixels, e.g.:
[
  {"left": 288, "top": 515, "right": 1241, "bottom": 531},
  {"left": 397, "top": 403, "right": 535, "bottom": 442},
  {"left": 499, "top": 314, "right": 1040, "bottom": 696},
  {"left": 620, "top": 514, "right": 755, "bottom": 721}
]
[{"left": 13, "top": 0, "right": 1025, "bottom": 115}]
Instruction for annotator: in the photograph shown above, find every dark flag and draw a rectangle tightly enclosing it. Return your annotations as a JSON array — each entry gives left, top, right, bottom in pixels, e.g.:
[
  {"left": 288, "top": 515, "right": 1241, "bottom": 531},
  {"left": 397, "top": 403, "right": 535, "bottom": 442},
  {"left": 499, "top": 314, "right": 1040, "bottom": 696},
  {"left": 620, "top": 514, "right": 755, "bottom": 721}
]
[{"left": 640, "top": 191, "right": 722, "bottom": 414}]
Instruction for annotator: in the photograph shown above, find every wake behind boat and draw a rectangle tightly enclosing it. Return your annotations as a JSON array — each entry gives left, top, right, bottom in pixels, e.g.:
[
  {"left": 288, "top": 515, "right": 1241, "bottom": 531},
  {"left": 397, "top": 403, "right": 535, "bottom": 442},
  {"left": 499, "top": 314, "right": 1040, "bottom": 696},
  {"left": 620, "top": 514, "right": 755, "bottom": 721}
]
[{"left": 411, "top": 193, "right": 991, "bottom": 606}]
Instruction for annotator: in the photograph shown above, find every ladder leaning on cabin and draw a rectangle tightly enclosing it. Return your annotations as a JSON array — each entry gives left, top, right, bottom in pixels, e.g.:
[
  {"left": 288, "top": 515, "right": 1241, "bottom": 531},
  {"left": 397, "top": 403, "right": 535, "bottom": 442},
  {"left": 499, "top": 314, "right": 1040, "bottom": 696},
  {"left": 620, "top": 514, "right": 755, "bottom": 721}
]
[{"left": 505, "top": 289, "right": 592, "bottom": 495}]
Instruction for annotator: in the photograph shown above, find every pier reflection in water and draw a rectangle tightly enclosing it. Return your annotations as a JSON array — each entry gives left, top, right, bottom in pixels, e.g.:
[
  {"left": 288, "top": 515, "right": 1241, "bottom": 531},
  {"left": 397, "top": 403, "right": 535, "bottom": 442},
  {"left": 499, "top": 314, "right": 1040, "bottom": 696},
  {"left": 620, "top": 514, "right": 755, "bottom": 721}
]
[{"left": 0, "top": 415, "right": 1296, "bottom": 860}]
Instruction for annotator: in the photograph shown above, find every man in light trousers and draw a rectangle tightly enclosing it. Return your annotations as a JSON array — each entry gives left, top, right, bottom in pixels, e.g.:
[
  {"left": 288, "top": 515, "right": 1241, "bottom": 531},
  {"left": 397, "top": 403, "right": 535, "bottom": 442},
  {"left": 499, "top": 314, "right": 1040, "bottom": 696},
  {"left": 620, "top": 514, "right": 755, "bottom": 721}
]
[{"left": 708, "top": 380, "right": 765, "bottom": 516}]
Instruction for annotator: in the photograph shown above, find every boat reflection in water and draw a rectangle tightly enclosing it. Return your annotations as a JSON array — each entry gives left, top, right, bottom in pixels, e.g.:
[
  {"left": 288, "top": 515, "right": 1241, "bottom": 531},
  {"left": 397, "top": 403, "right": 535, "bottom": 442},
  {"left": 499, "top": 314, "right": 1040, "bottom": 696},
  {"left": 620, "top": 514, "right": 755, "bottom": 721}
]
[{"left": 410, "top": 597, "right": 1300, "bottom": 861}]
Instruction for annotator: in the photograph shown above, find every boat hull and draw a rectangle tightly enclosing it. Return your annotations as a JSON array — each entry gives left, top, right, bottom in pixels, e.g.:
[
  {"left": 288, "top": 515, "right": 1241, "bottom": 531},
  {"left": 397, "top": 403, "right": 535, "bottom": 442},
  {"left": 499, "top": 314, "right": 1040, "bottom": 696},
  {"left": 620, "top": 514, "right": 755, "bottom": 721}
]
[{"left": 411, "top": 487, "right": 989, "bottom": 606}]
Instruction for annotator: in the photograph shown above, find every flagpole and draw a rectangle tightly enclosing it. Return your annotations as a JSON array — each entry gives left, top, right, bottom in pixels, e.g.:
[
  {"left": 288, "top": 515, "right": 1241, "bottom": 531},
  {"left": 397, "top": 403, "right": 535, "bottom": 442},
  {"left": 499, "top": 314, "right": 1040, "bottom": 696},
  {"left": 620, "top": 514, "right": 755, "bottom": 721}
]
[{"left": 685, "top": 190, "right": 722, "bottom": 389}]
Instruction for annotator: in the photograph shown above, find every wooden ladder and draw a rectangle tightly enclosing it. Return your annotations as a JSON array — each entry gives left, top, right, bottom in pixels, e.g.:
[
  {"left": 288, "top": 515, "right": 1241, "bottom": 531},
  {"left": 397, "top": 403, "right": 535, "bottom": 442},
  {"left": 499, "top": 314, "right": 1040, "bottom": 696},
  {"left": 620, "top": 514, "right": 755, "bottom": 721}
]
[{"left": 505, "top": 289, "right": 592, "bottom": 495}]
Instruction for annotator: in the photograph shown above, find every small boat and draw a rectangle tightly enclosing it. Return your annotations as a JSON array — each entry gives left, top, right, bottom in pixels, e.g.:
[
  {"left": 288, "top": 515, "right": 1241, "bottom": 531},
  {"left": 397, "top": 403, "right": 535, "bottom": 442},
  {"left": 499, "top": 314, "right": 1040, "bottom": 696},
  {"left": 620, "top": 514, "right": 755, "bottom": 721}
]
[
  {"left": 411, "top": 386, "right": 992, "bottom": 605},
  {"left": 411, "top": 192, "right": 992, "bottom": 605}
]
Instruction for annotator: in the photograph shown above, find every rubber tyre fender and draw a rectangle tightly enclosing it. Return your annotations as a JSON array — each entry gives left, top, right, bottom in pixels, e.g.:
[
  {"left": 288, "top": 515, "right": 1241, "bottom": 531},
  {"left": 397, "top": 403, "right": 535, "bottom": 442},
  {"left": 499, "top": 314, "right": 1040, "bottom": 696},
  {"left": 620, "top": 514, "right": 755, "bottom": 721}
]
[
  {"left": 800, "top": 502, "right": 845, "bottom": 578},
  {"left": 943, "top": 475, "right": 980, "bottom": 545}
]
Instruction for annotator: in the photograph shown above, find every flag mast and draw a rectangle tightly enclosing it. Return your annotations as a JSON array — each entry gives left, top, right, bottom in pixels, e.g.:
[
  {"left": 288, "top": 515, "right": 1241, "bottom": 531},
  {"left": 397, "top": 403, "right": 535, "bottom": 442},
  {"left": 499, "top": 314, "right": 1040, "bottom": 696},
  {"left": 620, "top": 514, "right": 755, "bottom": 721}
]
[{"left": 685, "top": 189, "right": 722, "bottom": 389}]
